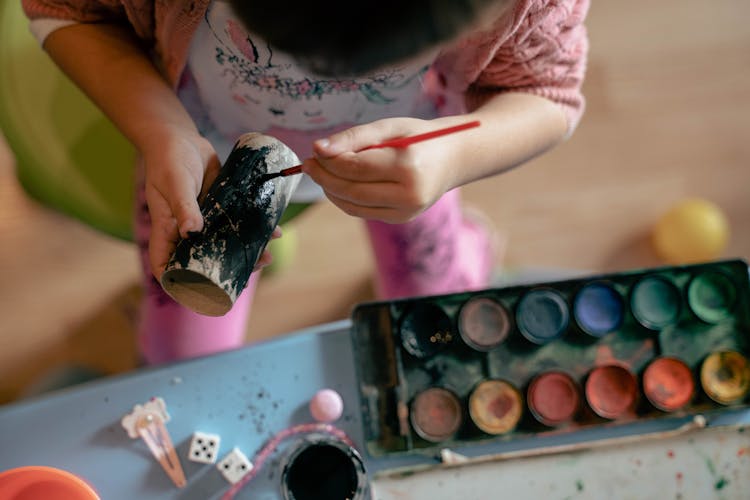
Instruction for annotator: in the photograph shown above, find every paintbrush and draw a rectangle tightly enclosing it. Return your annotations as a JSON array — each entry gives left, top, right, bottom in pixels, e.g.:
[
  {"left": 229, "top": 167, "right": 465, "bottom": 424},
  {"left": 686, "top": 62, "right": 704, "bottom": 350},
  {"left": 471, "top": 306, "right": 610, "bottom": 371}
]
[
  {"left": 258, "top": 120, "right": 481, "bottom": 183},
  {"left": 376, "top": 414, "right": 714, "bottom": 479}
]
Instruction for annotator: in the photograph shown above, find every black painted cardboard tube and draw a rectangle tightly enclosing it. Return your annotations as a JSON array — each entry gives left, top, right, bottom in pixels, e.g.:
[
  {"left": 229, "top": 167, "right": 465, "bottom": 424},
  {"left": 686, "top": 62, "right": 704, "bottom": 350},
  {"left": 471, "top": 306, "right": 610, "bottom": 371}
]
[{"left": 161, "top": 133, "right": 300, "bottom": 316}]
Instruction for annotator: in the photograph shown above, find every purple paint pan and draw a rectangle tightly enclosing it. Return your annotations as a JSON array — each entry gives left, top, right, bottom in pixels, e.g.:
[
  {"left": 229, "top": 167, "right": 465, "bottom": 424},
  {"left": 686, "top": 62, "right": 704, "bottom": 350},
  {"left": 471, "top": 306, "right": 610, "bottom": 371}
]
[{"left": 573, "top": 282, "right": 623, "bottom": 338}]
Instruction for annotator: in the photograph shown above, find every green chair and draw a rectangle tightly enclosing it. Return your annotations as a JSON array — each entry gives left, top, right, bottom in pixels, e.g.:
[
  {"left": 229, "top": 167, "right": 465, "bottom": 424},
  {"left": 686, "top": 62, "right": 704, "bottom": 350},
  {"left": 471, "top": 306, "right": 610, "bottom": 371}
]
[
  {"left": 0, "top": 0, "right": 306, "bottom": 246},
  {"left": 0, "top": 0, "right": 135, "bottom": 240}
]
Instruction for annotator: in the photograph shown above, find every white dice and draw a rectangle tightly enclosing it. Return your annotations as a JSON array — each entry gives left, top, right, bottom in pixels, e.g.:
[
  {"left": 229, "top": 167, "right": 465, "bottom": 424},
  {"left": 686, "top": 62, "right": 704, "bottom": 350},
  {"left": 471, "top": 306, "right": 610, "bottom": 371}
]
[
  {"left": 187, "top": 431, "right": 221, "bottom": 464},
  {"left": 216, "top": 447, "right": 253, "bottom": 484}
]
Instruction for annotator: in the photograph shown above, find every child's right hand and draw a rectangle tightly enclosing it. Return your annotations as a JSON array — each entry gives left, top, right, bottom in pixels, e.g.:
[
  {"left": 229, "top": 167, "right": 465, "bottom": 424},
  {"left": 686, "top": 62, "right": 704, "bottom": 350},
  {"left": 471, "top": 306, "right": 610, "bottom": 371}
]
[{"left": 141, "top": 128, "right": 221, "bottom": 279}]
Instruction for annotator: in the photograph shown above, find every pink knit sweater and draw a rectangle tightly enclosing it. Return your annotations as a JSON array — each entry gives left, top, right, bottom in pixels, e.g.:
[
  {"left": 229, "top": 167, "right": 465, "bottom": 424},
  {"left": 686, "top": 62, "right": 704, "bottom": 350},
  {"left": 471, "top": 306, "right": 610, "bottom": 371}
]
[{"left": 22, "top": 0, "right": 589, "bottom": 132}]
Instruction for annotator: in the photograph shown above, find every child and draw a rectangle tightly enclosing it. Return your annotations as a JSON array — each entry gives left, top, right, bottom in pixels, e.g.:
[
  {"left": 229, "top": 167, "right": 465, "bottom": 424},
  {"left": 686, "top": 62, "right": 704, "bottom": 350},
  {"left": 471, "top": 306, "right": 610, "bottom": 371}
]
[{"left": 22, "top": 0, "right": 589, "bottom": 364}]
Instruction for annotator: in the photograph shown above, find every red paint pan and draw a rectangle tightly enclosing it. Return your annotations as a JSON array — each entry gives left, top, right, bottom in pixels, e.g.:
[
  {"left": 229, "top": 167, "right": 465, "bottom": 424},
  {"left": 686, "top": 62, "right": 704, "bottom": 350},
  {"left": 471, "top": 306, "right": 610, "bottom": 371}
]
[
  {"left": 642, "top": 356, "right": 695, "bottom": 412},
  {"left": 527, "top": 370, "right": 581, "bottom": 427},
  {"left": 585, "top": 364, "right": 638, "bottom": 419}
]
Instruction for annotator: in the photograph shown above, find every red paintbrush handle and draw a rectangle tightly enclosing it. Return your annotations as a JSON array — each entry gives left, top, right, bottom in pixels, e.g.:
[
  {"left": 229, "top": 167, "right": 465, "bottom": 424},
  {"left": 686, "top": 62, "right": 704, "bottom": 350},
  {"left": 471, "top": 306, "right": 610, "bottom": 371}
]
[
  {"left": 279, "top": 165, "right": 303, "bottom": 176},
  {"left": 360, "top": 120, "right": 481, "bottom": 151}
]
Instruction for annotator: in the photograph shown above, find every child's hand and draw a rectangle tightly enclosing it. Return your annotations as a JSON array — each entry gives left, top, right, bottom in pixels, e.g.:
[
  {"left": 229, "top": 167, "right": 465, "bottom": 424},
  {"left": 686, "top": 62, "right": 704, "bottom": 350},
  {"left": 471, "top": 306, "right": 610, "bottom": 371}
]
[
  {"left": 142, "top": 130, "right": 282, "bottom": 279},
  {"left": 142, "top": 130, "right": 221, "bottom": 279},
  {"left": 304, "top": 118, "right": 461, "bottom": 223}
]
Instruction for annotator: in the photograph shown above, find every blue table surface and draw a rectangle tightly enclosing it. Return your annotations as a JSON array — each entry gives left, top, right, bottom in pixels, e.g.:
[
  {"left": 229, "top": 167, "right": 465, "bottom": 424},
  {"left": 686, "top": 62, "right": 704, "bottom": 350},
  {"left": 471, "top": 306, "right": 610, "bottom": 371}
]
[
  {"left": 0, "top": 321, "right": 362, "bottom": 499},
  {"left": 1, "top": 319, "right": 749, "bottom": 500}
]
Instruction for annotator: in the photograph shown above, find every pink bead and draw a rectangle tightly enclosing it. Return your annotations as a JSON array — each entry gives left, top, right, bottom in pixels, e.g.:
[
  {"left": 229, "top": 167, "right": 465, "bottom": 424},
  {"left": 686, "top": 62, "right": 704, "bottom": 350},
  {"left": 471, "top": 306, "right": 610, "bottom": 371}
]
[{"left": 309, "top": 389, "right": 344, "bottom": 423}]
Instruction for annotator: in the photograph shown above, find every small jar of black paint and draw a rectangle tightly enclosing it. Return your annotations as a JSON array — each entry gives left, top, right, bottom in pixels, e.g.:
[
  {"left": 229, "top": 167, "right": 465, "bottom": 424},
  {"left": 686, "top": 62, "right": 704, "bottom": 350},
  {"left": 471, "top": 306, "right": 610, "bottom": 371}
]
[{"left": 280, "top": 433, "right": 369, "bottom": 500}]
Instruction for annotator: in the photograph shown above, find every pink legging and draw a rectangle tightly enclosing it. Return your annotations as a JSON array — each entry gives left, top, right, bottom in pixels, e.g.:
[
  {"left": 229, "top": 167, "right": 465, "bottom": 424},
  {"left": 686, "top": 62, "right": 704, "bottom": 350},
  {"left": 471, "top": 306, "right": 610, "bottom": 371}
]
[
  {"left": 366, "top": 188, "right": 492, "bottom": 299},
  {"left": 135, "top": 181, "right": 491, "bottom": 364}
]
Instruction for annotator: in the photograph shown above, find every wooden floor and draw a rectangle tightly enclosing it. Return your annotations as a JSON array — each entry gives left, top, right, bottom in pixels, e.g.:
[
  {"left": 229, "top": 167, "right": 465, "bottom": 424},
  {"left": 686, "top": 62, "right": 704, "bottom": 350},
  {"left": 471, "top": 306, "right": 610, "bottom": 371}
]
[{"left": 1, "top": 0, "right": 749, "bottom": 404}]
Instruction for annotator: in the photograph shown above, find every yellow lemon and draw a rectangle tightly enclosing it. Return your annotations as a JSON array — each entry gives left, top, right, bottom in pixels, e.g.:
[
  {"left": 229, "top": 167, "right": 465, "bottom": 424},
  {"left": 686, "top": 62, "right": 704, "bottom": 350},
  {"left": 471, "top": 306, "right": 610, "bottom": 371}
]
[{"left": 652, "top": 198, "right": 730, "bottom": 264}]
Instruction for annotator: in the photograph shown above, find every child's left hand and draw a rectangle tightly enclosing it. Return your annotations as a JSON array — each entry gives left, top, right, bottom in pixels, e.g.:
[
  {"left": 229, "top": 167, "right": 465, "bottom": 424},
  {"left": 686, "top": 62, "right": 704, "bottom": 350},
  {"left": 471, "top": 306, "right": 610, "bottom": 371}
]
[{"left": 303, "top": 117, "right": 463, "bottom": 223}]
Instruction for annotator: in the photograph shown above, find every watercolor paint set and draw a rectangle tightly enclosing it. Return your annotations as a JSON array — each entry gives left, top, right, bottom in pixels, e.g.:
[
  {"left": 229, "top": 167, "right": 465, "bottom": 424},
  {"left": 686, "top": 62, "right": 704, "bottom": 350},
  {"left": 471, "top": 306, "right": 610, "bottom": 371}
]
[{"left": 350, "top": 259, "right": 750, "bottom": 457}]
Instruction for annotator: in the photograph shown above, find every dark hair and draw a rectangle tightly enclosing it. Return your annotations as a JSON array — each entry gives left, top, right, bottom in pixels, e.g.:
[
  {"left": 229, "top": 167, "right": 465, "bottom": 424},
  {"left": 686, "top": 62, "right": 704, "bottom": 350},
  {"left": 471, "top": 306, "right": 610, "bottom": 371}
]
[{"left": 228, "top": 0, "right": 500, "bottom": 76}]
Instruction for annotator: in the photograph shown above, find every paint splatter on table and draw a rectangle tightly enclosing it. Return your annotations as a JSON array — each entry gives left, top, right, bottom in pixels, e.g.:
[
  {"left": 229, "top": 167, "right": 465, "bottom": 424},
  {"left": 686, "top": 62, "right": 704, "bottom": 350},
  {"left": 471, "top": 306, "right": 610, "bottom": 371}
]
[{"left": 371, "top": 424, "right": 750, "bottom": 500}]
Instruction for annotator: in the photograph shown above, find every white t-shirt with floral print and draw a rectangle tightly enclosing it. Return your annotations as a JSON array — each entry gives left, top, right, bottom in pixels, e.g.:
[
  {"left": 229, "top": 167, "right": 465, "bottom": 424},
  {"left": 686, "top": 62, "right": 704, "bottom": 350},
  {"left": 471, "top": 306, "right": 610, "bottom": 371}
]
[{"left": 182, "top": 0, "right": 442, "bottom": 201}]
